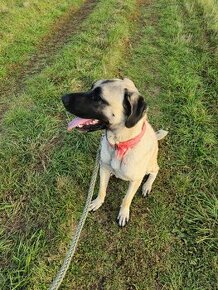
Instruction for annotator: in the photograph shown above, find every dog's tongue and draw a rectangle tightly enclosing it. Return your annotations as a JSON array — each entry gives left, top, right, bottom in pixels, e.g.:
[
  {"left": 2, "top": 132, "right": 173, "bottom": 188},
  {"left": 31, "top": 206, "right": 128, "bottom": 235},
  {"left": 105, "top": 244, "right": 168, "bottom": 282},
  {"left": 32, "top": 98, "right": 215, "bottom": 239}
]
[{"left": 67, "top": 117, "right": 92, "bottom": 132}]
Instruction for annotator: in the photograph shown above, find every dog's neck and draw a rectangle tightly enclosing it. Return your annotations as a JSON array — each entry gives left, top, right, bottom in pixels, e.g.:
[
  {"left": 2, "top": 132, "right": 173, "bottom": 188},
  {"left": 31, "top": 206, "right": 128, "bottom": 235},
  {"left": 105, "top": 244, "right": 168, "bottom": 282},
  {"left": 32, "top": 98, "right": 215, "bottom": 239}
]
[{"left": 106, "top": 117, "right": 146, "bottom": 145}]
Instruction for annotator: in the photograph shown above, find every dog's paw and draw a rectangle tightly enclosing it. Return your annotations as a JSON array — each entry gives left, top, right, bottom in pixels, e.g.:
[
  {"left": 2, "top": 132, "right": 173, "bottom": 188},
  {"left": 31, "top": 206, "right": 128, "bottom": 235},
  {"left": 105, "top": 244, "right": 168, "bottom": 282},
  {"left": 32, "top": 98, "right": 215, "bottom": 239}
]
[
  {"left": 117, "top": 207, "right": 130, "bottom": 227},
  {"left": 89, "top": 197, "right": 104, "bottom": 212},
  {"left": 142, "top": 182, "right": 152, "bottom": 197}
]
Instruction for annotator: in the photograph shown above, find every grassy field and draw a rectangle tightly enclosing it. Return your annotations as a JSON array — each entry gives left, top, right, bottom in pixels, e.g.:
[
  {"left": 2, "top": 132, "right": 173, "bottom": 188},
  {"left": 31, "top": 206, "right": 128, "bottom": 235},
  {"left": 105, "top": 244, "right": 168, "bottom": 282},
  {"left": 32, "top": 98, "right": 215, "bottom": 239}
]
[
  {"left": 0, "top": 0, "right": 85, "bottom": 80},
  {"left": 0, "top": 0, "right": 217, "bottom": 289}
]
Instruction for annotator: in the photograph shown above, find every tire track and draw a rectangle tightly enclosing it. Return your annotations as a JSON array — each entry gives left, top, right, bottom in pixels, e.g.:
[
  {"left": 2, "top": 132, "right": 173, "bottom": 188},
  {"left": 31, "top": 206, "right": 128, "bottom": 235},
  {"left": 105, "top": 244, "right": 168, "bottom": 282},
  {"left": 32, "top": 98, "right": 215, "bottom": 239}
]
[{"left": 0, "top": 0, "right": 98, "bottom": 120}]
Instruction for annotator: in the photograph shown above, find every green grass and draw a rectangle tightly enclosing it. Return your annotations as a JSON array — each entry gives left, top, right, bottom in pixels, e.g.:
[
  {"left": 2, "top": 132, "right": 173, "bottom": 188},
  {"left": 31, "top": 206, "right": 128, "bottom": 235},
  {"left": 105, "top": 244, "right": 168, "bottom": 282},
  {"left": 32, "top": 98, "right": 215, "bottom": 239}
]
[
  {"left": 0, "top": 0, "right": 85, "bottom": 81},
  {"left": 0, "top": 0, "right": 217, "bottom": 289},
  {"left": 196, "top": 0, "right": 218, "bottom": 33}
]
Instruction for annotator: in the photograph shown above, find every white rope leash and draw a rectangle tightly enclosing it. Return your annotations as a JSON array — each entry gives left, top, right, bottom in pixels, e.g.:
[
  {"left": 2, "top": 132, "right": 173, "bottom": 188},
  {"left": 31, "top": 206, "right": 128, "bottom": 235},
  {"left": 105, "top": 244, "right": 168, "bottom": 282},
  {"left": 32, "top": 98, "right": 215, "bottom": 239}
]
[{"left": 49, "top": 146, "right": 100, "bottom": 290}]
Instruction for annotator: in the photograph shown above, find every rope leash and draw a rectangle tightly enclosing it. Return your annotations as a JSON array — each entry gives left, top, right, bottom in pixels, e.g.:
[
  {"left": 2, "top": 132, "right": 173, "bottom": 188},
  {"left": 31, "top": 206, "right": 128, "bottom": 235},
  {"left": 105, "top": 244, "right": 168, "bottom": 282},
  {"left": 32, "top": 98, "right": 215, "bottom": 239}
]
[{"left": 49, "top": 145, "right": 100, "bottom": 290}]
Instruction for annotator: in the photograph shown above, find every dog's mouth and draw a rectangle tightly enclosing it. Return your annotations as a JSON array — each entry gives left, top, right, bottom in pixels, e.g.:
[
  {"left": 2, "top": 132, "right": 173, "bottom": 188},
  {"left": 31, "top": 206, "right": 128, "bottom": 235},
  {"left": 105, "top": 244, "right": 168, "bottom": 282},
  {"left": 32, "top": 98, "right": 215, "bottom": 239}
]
[{"left": 67, "top": 117, "right": 106, "bottom": 132}]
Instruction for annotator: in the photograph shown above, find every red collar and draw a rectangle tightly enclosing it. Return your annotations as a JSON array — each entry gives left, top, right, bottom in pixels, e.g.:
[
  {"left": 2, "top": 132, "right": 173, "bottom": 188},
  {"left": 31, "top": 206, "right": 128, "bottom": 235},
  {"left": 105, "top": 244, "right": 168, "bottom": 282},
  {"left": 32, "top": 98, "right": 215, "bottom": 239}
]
[{"left": 107, "top": 122, "right": 146, "bottom": 159}]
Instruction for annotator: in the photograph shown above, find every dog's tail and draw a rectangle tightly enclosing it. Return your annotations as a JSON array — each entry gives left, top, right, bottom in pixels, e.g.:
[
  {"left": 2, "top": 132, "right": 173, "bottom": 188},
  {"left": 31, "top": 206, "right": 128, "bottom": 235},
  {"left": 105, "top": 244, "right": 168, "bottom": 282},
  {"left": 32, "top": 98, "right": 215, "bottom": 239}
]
[{"left": 156, "top": 129, "right": 168, "bottom": 140}]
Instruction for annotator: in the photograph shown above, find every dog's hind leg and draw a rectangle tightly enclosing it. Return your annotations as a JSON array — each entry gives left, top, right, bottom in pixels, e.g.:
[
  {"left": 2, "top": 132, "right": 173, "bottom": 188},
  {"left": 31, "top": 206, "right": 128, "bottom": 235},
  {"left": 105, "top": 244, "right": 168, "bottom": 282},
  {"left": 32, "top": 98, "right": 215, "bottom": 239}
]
[
  {"left": 89, "top": 165, "right": 111, "bottom": 212},
  {"left": 118, "top": 178, "right": 143, "bottom": 227},
  {"left": 142, "top": 170, "right": 158, "bottom": 197}
]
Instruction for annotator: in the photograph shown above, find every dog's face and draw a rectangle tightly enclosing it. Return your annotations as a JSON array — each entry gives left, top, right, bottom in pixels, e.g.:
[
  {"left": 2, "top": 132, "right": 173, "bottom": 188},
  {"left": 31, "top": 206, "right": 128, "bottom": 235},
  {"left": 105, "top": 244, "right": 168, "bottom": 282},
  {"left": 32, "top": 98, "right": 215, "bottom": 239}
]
[{"left": 62, "top": 78, "right": 147, "bottom": 132}]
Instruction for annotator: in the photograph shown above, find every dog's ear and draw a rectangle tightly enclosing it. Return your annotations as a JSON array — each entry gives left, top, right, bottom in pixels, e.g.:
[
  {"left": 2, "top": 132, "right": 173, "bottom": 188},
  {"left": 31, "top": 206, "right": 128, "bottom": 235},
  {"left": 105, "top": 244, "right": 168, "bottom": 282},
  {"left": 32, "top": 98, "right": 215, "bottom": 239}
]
[{"left": 124, "top": 89, "right": 147, "bottom": 128}]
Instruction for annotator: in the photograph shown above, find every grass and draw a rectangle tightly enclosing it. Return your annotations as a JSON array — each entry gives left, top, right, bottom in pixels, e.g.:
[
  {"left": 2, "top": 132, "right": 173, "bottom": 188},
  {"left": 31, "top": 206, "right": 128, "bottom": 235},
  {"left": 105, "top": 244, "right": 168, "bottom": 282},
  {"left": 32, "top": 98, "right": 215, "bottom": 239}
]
[
  {"left": 196, "top": 0, "right": 218, "bottom": 33},
  {"left": 0, "top": 0, "right": 217, "bottom": 289},
  {"left": 0, "top": 0, "right": 87, "bottom": 119},
  {"left": 0, "top": 0, "right": 85, "bottom": 81}
]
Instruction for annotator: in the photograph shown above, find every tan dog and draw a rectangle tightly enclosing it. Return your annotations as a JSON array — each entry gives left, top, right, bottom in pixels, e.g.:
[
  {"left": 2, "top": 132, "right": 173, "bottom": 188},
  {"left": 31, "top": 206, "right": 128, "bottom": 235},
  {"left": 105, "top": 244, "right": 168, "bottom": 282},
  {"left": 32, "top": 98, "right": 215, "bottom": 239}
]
[{"left": 62, "top": 78, "right": 167, "bottom": 226}]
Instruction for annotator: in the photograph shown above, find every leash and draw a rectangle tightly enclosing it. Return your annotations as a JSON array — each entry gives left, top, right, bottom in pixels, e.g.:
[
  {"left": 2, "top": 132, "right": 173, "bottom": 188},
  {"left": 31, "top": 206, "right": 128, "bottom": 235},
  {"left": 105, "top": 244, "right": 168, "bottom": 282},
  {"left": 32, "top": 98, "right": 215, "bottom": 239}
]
[{"left": 49, "top": 145, "right": 101, "bottom": 290}]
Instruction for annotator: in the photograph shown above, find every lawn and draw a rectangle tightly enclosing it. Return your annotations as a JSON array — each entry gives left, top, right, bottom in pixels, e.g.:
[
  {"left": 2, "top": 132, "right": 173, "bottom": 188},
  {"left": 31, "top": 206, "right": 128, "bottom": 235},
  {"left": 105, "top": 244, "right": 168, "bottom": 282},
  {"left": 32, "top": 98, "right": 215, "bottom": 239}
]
[{"left": 0, "top": 0, "right": 217, "bottom": 289}]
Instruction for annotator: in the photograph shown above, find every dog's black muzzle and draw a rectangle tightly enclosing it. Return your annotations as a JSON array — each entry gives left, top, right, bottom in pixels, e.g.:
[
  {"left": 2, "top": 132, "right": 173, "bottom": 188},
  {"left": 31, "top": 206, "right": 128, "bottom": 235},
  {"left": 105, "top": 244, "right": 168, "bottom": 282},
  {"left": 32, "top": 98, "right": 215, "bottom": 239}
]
[{"left": 61, "top": 89, "right": 109, "bottom": 131}]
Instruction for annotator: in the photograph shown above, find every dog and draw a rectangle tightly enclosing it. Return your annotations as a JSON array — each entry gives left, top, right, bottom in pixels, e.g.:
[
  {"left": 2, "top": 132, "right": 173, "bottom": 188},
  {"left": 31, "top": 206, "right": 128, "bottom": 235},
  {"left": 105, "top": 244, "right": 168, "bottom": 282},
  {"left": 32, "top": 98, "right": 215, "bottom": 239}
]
[{"left": 62, "top": 78, "right": 167, "bottom": 226}]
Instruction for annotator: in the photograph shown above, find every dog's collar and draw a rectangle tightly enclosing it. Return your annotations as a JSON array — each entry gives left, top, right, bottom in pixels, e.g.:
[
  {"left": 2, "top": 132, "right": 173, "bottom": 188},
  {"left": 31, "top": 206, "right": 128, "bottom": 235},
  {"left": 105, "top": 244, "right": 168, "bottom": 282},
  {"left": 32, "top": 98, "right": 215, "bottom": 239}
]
[{"left": 107, "top": 122, "right": 146, "bottom": 159}]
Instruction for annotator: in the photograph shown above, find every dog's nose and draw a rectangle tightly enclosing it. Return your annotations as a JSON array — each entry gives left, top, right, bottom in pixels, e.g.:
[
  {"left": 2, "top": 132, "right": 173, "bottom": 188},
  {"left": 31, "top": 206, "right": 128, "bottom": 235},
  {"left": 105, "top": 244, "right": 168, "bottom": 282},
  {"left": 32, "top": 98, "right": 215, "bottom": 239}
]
[{"left": 61, "top": 94, "right": 70, "bottom": 108}]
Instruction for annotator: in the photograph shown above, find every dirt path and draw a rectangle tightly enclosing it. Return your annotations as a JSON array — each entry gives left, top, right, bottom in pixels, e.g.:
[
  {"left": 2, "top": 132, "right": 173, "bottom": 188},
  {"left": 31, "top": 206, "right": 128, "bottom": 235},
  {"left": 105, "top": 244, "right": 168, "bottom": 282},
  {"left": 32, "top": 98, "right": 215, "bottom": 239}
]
[{"left": 0, "top": 0, "right": 98, "bottom": 120}]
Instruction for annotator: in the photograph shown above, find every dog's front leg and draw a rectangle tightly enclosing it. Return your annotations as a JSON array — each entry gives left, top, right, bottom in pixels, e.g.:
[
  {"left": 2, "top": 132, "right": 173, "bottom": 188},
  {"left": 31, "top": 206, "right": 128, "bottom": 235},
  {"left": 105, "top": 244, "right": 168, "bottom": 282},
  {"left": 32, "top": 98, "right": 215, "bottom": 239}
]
[
  {"left": 118, "top": 178, "right": 143, "bottom": 227},
  {"left": 142, "top": 171, "right": 158, "bottom": 196},
  {"left": 89, "top": 165, "right": 111, "bottom": 212}
]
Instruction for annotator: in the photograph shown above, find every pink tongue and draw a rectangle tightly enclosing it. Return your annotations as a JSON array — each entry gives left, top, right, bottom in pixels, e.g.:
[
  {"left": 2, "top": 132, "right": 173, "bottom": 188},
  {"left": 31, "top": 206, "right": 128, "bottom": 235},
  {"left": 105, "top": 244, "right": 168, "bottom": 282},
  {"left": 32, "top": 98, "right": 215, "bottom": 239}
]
[{"left": 67, "top": 117, "right": 92, "bottom": 132}]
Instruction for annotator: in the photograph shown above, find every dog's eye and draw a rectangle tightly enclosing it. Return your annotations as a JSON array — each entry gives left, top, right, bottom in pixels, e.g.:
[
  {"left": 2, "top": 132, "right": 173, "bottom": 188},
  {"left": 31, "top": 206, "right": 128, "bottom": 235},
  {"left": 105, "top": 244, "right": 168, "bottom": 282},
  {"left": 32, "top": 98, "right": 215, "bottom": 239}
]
[{"left": 90, "top": 93, "right": 101, "bottom": 102}]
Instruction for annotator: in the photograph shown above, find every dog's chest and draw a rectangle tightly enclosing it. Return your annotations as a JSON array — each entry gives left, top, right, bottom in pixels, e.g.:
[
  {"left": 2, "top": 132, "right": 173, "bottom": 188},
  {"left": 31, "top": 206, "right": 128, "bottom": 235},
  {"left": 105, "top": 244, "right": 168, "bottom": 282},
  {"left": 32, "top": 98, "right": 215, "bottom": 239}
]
[
  {"left": 107, "top": 155, "right": 133, "bottom": 181},
  {"left": 100, "top": 139, "right": 137, "bottom": 181},
  {"left": 110, "top": 157, "right": 128, "bottom": 180}
]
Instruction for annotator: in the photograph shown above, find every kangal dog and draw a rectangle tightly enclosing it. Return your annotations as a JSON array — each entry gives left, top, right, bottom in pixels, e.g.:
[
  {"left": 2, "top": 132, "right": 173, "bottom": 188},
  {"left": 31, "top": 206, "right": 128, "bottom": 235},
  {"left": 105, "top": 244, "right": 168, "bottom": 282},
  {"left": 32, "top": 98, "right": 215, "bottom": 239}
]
[{"left": 62, "top": 78, "right": 167, "bottom": 226}]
